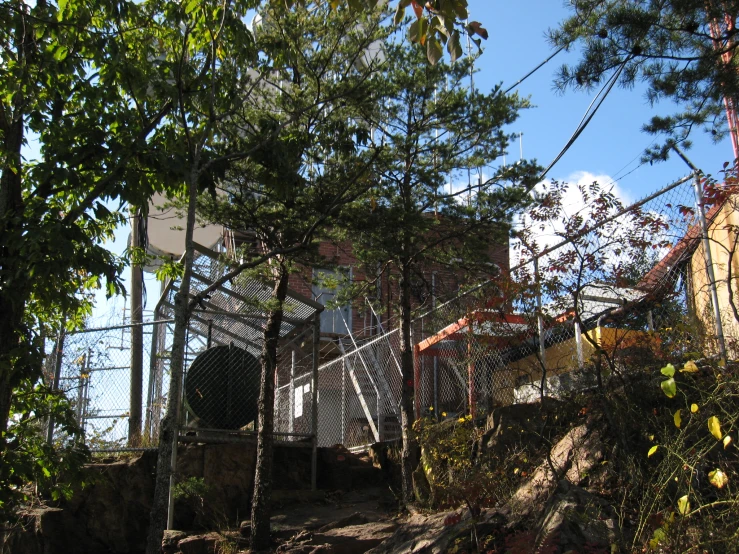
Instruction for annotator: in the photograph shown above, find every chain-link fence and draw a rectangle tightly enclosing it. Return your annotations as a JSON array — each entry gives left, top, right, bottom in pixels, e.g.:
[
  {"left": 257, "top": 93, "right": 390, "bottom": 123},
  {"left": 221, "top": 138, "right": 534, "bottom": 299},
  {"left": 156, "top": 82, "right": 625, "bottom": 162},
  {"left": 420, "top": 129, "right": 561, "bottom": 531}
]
[
  {"left": 47, "top": 319, "right": 174, "bottom": 450},
  {"left": 157, "top": 243, "right": 322, "bottom": 448},
  {"left": 50, "top": 174, "right": 737, "bottom": 454},
  {"left": 307, "top": 173, "right": 737, "bottom": 450}
]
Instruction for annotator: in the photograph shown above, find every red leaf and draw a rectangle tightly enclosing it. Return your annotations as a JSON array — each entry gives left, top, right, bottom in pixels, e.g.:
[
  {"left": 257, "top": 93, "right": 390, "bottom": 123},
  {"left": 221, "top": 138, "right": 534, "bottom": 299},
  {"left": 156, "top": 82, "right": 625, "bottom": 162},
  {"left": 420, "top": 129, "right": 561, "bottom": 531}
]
[
  {"left": 411, "top": 0, "right": 423, "bottom": 19},
  {"left": 468, "top": 21, "right": 489, "bottom": 40}
]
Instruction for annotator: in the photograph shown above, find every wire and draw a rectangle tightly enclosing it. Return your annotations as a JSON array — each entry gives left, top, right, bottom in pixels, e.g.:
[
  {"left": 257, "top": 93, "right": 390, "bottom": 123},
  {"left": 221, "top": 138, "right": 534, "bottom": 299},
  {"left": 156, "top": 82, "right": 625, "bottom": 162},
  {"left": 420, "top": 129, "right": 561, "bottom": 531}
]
[
  {"left": 504, "top": 46, "right": 566, "bottom": 95},
  {"left": 536, "top": 59, "right": 629, "bottom": 183}
]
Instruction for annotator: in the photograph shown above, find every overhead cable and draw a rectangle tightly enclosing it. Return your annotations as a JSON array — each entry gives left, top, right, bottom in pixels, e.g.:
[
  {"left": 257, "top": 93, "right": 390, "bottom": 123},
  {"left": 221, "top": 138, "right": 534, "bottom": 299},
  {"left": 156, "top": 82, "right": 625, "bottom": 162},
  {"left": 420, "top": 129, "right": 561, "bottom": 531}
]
[
  {"left": 536, "top": 59, "right": 629, "bottom": 184},
  {"left": 504, "top": 46, "right": 566, "bottom": 94}
]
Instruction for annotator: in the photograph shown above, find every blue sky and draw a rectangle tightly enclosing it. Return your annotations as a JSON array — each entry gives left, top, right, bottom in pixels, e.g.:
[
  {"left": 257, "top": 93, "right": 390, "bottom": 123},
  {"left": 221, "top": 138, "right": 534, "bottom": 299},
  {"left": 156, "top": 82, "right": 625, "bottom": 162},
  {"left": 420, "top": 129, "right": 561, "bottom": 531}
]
[{"left": 471, "top": 0, "right": 733, "bottom": 203}]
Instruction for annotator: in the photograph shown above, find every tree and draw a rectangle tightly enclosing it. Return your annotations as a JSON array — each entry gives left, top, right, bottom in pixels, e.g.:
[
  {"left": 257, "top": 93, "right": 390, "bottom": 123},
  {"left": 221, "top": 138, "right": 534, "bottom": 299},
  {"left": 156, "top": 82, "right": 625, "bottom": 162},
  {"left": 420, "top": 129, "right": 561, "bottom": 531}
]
[
  {"left": 550, "top": 0, "right": 739, "bottom": 160},
  {"left": 340, "top": 37, "right": 538, "bottom": 504},
  {"left": 0, "top": 0, "right": 183, "bottom": 516},
  {"left": 195, "top": 4, "right": 387, "bottom": 549}
]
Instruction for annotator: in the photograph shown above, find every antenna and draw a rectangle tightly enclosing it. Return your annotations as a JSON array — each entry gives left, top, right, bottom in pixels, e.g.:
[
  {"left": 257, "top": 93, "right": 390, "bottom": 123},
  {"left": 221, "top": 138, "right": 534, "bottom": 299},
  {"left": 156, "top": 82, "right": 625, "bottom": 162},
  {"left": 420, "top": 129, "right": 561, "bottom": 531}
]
[{"left": 520, "top": 132, "right": 524, "bottom": 161}]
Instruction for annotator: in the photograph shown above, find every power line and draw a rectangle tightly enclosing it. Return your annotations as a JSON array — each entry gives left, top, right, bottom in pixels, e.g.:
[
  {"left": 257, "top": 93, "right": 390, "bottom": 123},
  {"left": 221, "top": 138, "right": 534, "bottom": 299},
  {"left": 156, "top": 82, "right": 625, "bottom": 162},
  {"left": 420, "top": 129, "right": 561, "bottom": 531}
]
[
  {"left": 536, "top": 59, "right": 629, "bottom": 183},
  {"left": 504, "top": 46, "right": 566, "bottom": 95}
]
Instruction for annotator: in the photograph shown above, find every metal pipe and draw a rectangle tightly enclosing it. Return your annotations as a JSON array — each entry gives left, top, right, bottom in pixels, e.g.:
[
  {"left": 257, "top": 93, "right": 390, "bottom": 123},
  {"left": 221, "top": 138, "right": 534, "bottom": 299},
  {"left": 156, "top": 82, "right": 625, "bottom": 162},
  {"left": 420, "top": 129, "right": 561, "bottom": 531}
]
[
  {"left": 129, "top": 207, "right": 144, "bottom": 447},
  {"left": 46, "top": 325, "right": 66, "bottom": 445},
  {"left": 311, "top": 314, "right": 320, "bottom": 491},
  {"left": 691, "top": 171, "right": 728, "bottom": 361},
  {"left": 341, "top": 357, "right": 346, "bottom": 444},
  {"left": 533, "top": 257, "right": 547, "bottom": 396},
  {"left": 432, "top": 273, "right": 439, "bottom": 416},
  {"left": 289, "top": 350, "right": 295, "bottom": 434},
  {"left": 574, "top": 321, "right": 584, "bottom": 369}
]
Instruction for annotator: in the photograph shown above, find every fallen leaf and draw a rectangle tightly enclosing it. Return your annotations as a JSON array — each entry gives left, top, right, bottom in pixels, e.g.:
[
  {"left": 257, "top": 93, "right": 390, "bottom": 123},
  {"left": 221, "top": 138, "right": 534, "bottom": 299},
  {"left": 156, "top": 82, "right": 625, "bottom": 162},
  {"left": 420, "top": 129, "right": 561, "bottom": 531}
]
[
  {"left": 691, "top": 403, "right": 699, "bottom": 413},
  {"left": 724, "top": 435, "right": 732, "bottom": 449},
  {"left": 709, "top": 469, "right": 728, "bottom": 489},
  {"left": 677, "top": 495, "right": 690, "bottom": 516},
  {"left": 708, "top": 416, "right": 722, "bottom": 440},
  {"left": 661, "top": 363, "right": 676, "bottom": 377},
  {"left": 648, "top": 445, "right": 659, "bottom": 458},
  {"left": 661, "top": 378, "right": 677, "bottom": 398},
  {"left": 674, "top": 409, "right": 682, "bottom": 429},
  {"left": 681, "top": 360, "right": 699, "bottom": 373}
]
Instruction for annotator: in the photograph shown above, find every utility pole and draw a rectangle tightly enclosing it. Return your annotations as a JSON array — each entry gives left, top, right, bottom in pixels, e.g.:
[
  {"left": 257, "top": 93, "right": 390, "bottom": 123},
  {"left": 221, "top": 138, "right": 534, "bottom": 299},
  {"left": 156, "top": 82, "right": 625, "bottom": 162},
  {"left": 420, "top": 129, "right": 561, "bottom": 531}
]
[{"left": 129, "top": 206, "right": 144, "bottom": 446}]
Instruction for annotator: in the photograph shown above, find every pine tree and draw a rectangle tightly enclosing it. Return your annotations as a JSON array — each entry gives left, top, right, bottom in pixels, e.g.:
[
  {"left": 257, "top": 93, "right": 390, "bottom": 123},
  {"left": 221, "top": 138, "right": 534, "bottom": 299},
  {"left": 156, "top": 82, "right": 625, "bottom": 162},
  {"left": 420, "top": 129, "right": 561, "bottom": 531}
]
[
  {"left": 340, "top": 37, "right": 539, "bottom": 505},
  {"left": 551, "top": 0, "right": 739, "bottom": 160},
  {"left": 195, "top": 4, "right": 388, "bottom": 549}
]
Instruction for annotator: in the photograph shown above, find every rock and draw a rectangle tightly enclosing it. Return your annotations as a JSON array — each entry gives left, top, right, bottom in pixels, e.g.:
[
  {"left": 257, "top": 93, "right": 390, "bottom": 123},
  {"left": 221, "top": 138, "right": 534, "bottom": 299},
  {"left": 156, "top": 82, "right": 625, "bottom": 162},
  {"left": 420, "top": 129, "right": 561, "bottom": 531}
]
[
  {"left": 367, "top": 511, "right": 472, "bottom": 554},
  {"left": 317, "top": 512, "right": 369, "bottom": 532},
  {"left": 503, "top": 424, "right": 604, "bottom": 522},
  {"left": 162, "top": 530, "right": 188, "bottom": 553},
  {"left": 177, "top": 535, "right": 207, "bottom": 554},
  {"left": 176, "top": 532, "right": 221, "bottom": 554},
  {"left": 280, "top": 521, "right": 398, "bottom": 554},
  {"left": 534, "top": 481, "right": 619, "bottom": 552}
]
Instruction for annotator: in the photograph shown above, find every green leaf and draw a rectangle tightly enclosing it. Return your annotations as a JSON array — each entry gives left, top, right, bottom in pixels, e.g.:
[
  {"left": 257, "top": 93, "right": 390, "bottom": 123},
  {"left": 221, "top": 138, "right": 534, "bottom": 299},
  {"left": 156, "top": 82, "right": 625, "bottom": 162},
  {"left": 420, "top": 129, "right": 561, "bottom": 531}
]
[
  {"left": 708, "top": 416, "right": 722, "bottom": 440},
  {"left": 661, "top": 363, "right": 676, "bottom": 377},
  {"left": 447, "top": 31, "right": 463, "bottom": 62},
  {"left": 677, "top": 495, "right": 690, "bottom": 516},
  {"left": 53, "top": 46, "right": 68, "bottom": 61},
  {"left": 648, "top": 445, "right": 659, "bottom": 458},
  {"left": 409, "top": 18, "right": 428, "bottom": 45},
  {"left": 426, "top": 37, "right": 443, "bottom": 65},
  {"left": 661, "top": 377, "right": 676, "bottom": 398},
  {"left": 394, "top": 0, "right": 411, "bottom": 26}
]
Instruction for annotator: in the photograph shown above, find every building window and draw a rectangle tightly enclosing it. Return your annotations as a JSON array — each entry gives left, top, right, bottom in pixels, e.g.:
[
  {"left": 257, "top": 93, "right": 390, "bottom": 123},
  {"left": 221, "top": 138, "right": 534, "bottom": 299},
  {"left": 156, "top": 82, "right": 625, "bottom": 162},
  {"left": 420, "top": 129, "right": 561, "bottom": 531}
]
[
  {"left": 294, "top": 382, "right": 310, "bottom": 418},
  {"left": 312, "top": 268, "right": 352, "bottom": 334}
]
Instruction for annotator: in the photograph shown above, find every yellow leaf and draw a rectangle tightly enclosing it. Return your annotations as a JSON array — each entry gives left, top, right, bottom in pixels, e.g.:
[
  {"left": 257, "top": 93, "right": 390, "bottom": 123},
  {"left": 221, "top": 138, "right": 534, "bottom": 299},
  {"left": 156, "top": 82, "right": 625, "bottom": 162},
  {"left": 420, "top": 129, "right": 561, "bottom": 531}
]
[
  {"left": 674, "top": 409, "right": 682, "bottom": 429},
  {"left": 708, "top": 416, "right": 723, "bottom": 440},
  {"left": 677, "top": 495, "right": 690, "bottom": 516},
  {"left": 708, "top": 469, "right": 728, "bottom": 489},
  {"left": 681, "top": 360, "right": 699, "bottom": 373},
  {"left": 724, "top": 435, "right": 732, "bottom": 449},
  {"left": 691, "top": 403, "right": 699, "bottom": 413},
  {"left": 648, "top": 445, "right": 659, "bottom": 458}
]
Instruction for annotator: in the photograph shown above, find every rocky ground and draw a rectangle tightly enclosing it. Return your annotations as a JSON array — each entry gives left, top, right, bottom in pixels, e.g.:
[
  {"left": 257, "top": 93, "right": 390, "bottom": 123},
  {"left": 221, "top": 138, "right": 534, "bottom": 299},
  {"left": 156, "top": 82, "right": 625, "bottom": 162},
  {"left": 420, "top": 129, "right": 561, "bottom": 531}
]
[{"left": 163, "top": 401, "right": 622, "bottom": 554}]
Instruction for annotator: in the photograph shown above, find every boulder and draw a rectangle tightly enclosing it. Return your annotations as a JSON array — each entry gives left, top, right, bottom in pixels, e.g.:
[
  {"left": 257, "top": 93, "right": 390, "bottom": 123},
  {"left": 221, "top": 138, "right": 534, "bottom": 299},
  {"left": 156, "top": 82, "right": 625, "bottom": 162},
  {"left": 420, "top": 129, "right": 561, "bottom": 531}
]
[{"left": 534, "top": 481, "right": 619, "bottom": 552}]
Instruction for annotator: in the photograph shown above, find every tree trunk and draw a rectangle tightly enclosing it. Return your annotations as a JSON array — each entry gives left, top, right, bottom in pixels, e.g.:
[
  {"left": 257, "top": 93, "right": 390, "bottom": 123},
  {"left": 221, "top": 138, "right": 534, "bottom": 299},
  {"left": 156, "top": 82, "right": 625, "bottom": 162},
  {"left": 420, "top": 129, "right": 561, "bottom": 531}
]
[
  {"left": 398, "top": 260, "right": 416, "bottom": 506},
  {"left": 251, "top": 262, "right": 290, "bottom": 552},
  {"left": 146, "top": 171, "right": 199, "bottom": 554},
  {"left": 0, "top": 61, "right": 27, "bottom": 449}
]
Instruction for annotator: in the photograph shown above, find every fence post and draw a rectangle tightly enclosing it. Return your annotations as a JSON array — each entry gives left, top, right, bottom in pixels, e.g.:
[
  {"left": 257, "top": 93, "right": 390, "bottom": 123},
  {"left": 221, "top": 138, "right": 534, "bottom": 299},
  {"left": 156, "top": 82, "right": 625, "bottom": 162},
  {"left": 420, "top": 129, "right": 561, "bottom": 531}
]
[
  {"left": 341, "top": 357, "right": 346, "bottom": 445},
  {"left": 46, "top": 326, "right": 66, "bottom": 445},
  {"left": 533, "top": 257, "right": 547, "bottom": 396},
  {"left": 574, "top": 321, "right": 585, "bottom": 369},
  {"left": 311, "top": 313, "right": 320, "bottom": 491},
  {"left": 129, "top": 207, "right": 144, "bottom": 447},
  {"left": 289, "top": 350, "right": 296, "bottom": 434},
  {"left": 691, "top": 171, "right": 728, "bottom": 362}
]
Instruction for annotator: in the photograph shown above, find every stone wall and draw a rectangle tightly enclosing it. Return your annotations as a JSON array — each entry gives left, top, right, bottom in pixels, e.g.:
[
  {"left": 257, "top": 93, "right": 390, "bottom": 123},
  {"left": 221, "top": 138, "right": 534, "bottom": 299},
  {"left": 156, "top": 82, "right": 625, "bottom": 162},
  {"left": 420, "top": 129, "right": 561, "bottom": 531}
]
[{"left": 3, "top": 439, "right": 313, "bottom": 554}]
